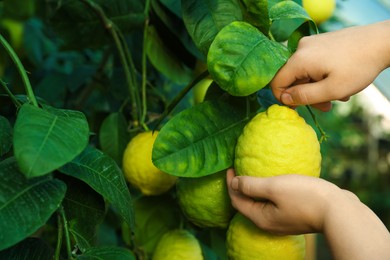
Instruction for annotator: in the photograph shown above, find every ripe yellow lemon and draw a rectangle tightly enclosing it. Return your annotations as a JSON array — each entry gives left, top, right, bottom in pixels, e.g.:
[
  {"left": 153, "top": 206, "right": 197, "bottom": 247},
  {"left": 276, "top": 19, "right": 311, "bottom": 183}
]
[
  {"left": 122, "top": 131, "right": 177, "bottom": 195},
  {"left": 176, "top": 170, "right": 235, "bottom": 228},
  {"left": 303, "top": 0, "right": 336, "bottom": 25},
  {"left": 235, "top": 104, "right": 321, "bottom": 178},
  {"left": 152, "top": 229, "right": 203, "bottom": 260},
  {"left": 227, "top": 213, "right": 306, "bottom": 260}
]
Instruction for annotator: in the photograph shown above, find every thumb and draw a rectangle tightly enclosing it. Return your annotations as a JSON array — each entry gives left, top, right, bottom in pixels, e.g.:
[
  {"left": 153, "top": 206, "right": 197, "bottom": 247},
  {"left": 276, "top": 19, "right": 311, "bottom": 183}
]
[{"left": 232, "top": 176, "right": 272, "bottom": 200}]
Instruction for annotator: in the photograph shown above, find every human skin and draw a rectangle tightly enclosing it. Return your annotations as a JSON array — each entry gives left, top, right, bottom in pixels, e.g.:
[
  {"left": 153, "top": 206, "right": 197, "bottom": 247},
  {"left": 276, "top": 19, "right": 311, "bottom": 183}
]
[
  {"left": 270, "top": 20, "right": 390, "bottom": 111},
  {"left": 226, "top": 169, "right": 390, "bottom": 260}
]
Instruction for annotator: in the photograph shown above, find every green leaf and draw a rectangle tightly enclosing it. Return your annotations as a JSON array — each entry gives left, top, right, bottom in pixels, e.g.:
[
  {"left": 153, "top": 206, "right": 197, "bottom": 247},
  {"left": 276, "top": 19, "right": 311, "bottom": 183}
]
[
  {"left": 207, "top": 21, "right": 291, "bottom": 96},
  {"left": 182, "top": 0, "right": 243, "bottom": 56},
  {"left": 50, "top": 0, "right": 145, "bottom": 49},
  {"left": 0, "top": 157, "right": 67, "bottom": 251},
  {"left": 241, "top": 0, "right": 270, "bottom": 35},
  {"left": 13, "top": 104, "right": 89, "bottom": 178},
  {"left": 77, "top": 246, "right": 135, "bottom": 260},
  {"left": 146, "top": 25, "right": 192, "bottom": 84},
  {"left": 59, "top": 146, "right": 134, "bottom": 229},
  {"left": 269, "top": 0, "right": 317, "bottom": 42},
  {"left": 159, "top": 0, "right": 182, "bottom": 18},
  {"left": 0, "top": 115, "right": 12, "bottom": 156},
  {"left": 61, "top": 175, "right": 106, "bottom": 252},
  {"left": 99, "top": 112, "right": 129, "bottom": 165},
  {"left": 152, "top": 99, "right": 249, "bottom": 177},
  {"left": 0, "top": 238, "right": 55, "bottom": 259},
  {"left": 151, "top": 0, "right": 201, "bottom": 59}
]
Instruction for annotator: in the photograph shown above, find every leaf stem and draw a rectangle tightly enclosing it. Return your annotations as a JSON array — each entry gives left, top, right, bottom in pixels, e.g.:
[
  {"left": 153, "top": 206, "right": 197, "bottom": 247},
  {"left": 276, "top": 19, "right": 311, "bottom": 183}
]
[
  {"left": 0, "top": 34, "right": 38, "bottom": 107},
  {"left": 305, "top": 105, "right": 328, "bottom": 143},
  {"left": 0, "top": 78, "right": 21, "bottom": 108},
  {"left": 59, "top": 206, "right": 73, "bottom": 260},
  {"left": 153, "top": 70, "right": 210, "bottom": 131},
  {"left": 141, "top": 0, "right": 152, "bottom": 131},
  {"left": 55, "top": 212, "right": 64, "bottom": 260}
]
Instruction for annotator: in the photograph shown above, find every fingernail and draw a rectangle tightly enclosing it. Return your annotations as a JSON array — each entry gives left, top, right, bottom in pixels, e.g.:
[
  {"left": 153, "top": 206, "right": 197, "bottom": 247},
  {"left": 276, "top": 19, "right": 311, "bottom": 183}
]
[
  {"left": 231, "top": 177, "right": 239, "bottom": 190},
  {"left": 281, "top": 93, "right": 293, "bottom": 105}
]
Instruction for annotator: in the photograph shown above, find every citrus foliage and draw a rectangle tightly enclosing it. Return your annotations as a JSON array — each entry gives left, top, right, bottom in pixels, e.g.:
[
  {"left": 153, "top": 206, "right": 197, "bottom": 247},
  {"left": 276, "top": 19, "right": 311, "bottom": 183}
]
[{"left": 0, "top": 0, "right": 325, "bottom": 259}]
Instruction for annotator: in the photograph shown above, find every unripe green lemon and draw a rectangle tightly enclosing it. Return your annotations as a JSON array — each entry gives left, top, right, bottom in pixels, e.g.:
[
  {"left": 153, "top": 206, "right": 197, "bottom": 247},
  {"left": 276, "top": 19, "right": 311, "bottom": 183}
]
[
  {"left": 152, "top": 229, "right": 203, "bottom": 260},
  {"left": 303, "top": 0, "right": 336, "bottom": 25},
  {"left": 122, "top": 131, "right": 177, "bottom": 195},
  {"left": 227, "top": 213, "right": 306, "bottom": 260},
  {"left": 176, "top": 170, "right": 235, "bottom": 228},
  {"left": 130, "top": 195, "right": 180, "bottom": 256},
  {"left": 235, "top": 104, "right": 321, "bottom": 178}
]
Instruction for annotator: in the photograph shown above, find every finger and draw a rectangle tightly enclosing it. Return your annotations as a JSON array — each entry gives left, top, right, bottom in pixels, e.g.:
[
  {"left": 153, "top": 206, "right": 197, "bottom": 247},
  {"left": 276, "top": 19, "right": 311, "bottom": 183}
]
[
  {"left": 226, "top": 171, "right": 259, "bottom": 213},
  {"left": 310, "top": 101, "right": 332, "bottom": 112},
  {"left": 339, "top": 96, "right": 350, "bottom": 102},
  {"left": 280, "top": 78, "right": 338, "bottom": 106},
  {"left": 233, "top": 176, "right": 274, "bottom": 200}
]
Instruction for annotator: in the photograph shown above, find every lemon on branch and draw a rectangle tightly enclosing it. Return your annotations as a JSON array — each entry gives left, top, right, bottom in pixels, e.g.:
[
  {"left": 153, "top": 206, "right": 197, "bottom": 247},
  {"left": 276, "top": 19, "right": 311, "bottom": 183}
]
[
  {"left": 122, "top": 131, "right": 177, "bottom": 196},
  {"left": 176, "top": 170, "right": 235, "bottom": 228},
  {"left": 303, "top": 0, "right": 336, "bottom": 25},
  {"left": 152, "top": 229, "right": 203, "bottom": 260},
  {"left": 235, "top": 104, "right": 321, "bottom": 178},
  {"left": 227, "top": 213, "right": 306, "bottom": 260}
]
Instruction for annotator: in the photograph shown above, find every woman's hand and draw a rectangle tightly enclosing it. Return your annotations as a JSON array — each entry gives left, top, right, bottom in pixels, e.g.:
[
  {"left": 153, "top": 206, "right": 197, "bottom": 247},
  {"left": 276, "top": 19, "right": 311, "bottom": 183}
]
[
  {"left": 270, "top": 20, "right": 390, "bottom": 111},
  {"left": 226, "top": 169, "right": 390, "bottom": 260}
]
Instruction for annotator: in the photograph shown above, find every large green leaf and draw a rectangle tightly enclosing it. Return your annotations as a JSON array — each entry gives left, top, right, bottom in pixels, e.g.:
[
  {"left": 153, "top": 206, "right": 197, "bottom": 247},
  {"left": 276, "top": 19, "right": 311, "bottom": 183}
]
[
  {"left": 0, "top": 115, "right": 12, "bottom": 156},
  {"left": 77, "top": 246, "right": 135, "bottom": 260},
  {"left": 241, "top": 0, "right": 269, "bottom": 35},
  {"left": 0, "top": 157, "right": 66, "bottom": 251},
  {"left": 207, "top": 21, "right": 291, "bottom": 96},
  {"left": 61, "top": 175, "right": 106, "bottom": 252},
  {"left": 181, "top": 0, "right": 243, "bottom": 56},
  {"left": 146, "top": 25, "right": 192, "bottom": 85},
  {"left": 0, "top": 238, "right": 55, "bottom": 259},
  {"left": 59, "top": 146, "right": 134, "bottom": 229},
  {"left": 269, "top": 0, "right": 317, "bottom": 42},
  {"left": 50, "top": 0, "right": 145, "bottom": 49},
  {"left": 99, "top": 112, "right": 129, "bottom": 165},
  {"left": 13, "top": 104, "right": 89, "bottom": 178},
  {"left": 152, "top": 99, "right": 249, "bottom": 177}
]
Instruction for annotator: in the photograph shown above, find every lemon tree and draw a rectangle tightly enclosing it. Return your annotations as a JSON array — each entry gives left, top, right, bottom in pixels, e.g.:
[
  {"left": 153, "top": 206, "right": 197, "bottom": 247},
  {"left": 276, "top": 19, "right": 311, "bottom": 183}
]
[
  {"left": 176, "top": 170, "right": 235, "bottom": 228},
  {"left": 235, "top": 104, "right": 321, "bottom": 177},
  {"left": 0, "top": 0, "right": 329, "bottom": 259},
  {"left": 227, "top": 213, "right": 306, "bottom": 260},
  {"left": 123, "top": 131, "right": 177, "bottom": 196}
]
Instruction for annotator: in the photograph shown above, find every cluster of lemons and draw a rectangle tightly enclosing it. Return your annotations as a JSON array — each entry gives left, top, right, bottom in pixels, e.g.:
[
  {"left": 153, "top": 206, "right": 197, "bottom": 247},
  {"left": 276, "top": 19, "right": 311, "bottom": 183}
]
[{"left": 122, "top": 104, "right": 321, "bottom": 259}]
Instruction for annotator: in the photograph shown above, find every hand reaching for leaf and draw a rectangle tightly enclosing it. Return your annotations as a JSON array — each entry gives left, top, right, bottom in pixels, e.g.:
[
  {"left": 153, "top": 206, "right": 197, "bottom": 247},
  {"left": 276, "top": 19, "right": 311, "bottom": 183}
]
[{"left": 270, "top": 20, "right": 390, "bottom": 111}]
